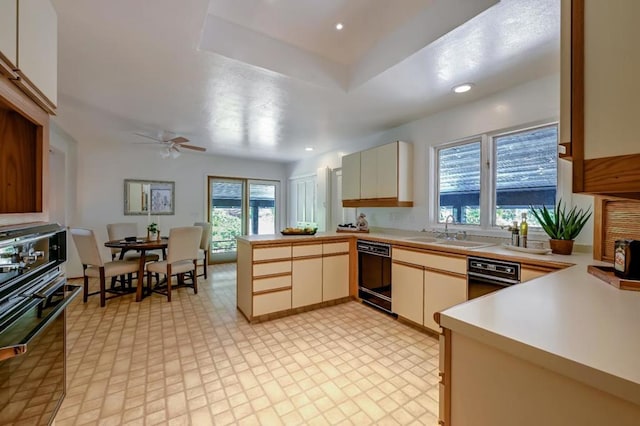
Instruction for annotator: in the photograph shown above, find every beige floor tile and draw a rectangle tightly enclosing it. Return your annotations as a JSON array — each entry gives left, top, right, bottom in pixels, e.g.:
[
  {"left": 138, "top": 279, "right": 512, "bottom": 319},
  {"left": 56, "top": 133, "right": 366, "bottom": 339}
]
[{"left": 55, "top": 264, "right": 440, "bottom": 425}]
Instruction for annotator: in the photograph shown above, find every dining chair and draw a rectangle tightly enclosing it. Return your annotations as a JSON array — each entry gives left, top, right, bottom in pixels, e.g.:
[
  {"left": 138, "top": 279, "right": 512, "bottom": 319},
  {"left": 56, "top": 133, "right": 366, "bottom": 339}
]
[
  {"left": 106, "top": 222, "right": 159, "bottom": 289},
  {"left": 194, "top": 222, "right": 212, "bottom": 279},
  {"left": 70, "top": 228, "right": 140, "bottom": 307},
  {"left": 146, "top": 226, "right": 201, "bottom": 302}
]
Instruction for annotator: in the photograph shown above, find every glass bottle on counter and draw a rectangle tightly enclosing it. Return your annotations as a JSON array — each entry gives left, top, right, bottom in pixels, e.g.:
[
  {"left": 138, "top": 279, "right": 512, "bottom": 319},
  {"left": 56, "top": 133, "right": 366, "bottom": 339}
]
[
  {"left": 520, "top": 212, "right": 528, "bottom": 248},
  {"left": 511, "top": 221, "right": 520, "bottom": 247}
]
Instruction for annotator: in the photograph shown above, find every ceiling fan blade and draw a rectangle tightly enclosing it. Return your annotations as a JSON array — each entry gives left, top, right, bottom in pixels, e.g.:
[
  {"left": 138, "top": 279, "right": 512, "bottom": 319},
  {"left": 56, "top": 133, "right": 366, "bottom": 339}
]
[
  {"left": 134, "top": 132, "right": 162, "bottom": 142},
  {"left": 169, "top": 136, "right": 189, "bottom": 144},
  {"left": 180, "top": 144, "right": 206, "bottom": 152}
]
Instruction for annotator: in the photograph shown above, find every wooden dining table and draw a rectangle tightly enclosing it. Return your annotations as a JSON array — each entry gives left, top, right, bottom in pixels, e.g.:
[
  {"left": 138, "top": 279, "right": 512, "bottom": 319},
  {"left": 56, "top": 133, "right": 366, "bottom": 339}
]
[{"left": 104, "top": 237, "right": 168, "bottom": 302}]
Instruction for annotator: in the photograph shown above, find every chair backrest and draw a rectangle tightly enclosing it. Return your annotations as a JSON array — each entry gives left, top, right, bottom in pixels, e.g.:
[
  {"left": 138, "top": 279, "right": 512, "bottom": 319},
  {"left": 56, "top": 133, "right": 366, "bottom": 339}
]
[
  {"left": 167, "top": 226, "right": 202, "bottom": 263},
  {"left": 194, "top": 222, "right": 212, "bottom": 251},
  {"left": 70, "top": 228, "right": 104, "bottom": 267},
  {"left": 106, "top": 223, "right": 138, "bottom": 255}
]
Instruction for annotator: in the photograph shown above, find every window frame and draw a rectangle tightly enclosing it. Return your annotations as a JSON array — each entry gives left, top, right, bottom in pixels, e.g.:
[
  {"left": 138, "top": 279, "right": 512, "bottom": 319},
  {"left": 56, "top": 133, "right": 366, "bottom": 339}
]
[{"left": 433, "top": 121, "right": 562, "bottom": 233}]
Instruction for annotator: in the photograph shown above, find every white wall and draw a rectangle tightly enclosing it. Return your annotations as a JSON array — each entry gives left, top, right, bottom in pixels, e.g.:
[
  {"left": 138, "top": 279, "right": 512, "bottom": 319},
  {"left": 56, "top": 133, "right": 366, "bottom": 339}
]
[
  {"left": 62, "top": 136, "right": 287, "bottom": 277},
  {"left": 287, "top": 74, "right": 595, "bottom": 246}
]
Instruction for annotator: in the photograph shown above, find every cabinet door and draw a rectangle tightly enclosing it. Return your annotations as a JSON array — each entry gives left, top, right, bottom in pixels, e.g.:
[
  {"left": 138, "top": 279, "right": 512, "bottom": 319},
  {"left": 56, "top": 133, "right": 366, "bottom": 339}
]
[
  {"left": 322, "top": 254, "right": 349, "bottom": 301},
  {"left": 292, "top": 258, "right": 323, "bottom": 308},
  {"left": 521, "top": 267, "right": 550, "bottom": 283},
  {"left": 376, "top": 142, "right": 398, "bottom": 198},
  {"left": 17, "top": 0, "right": 57, "bottom": 106},
  {"left": 359, "top": 148, "right": 378, "bottom": 199},
  {"left": 0, "top": 0, "right": 17, "bottom": 71},
  {"left": 392, "top": 262, "right": 424, "bottom": 324},
  {"left": 424, "top": 270, "right": 467, "bottom": 331},
  {"left": 341, "top": 152, "right": 361, "bottom": 200}
]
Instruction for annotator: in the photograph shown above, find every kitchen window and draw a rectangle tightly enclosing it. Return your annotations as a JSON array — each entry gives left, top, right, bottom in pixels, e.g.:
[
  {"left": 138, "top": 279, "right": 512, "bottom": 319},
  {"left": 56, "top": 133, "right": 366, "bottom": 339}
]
[{"left": 436, "top": 123, "right": 558, "bottom": 228}]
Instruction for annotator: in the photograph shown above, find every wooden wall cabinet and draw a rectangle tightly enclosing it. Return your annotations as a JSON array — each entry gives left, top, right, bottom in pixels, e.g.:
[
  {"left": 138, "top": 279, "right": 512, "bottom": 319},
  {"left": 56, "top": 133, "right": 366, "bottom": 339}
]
[
  {"left": 342, "top": 141, "right": 413, "bottom": 207},
  {"left": 563, "top": 0, "right": 640, "bottom": 199},
  {"left": 0, "top": 74, "right": 49, "bottom": 225}
]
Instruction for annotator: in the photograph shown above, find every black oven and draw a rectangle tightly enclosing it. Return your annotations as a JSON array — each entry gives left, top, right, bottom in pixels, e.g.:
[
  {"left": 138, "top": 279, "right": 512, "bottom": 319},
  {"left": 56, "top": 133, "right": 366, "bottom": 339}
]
[
  {"left": 0, "top": 223, "right": 80, "bottom": 425},
  {"left": 357, "top": 240, "right": 393, "bottom": 313}
]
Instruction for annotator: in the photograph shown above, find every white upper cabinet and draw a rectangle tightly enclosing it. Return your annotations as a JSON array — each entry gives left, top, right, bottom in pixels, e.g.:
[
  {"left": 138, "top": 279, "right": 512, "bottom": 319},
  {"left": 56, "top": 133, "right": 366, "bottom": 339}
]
[
  {"left": 341, "top": 151, "right": 361, "bottom": 201},
  {"left": 0, "top": 0, "right": 17, "bottom": 74},
  {"left": 342, "top": 141, "right": 413, "bottom": 207},
  {"left": 16, "top": 0, "right": 58, "bottom": 109}
]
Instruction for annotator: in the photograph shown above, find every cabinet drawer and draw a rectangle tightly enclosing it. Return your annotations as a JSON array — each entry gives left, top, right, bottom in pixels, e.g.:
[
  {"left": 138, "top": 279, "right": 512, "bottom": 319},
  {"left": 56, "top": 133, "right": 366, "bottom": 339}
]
[
  {"left": 253, "top": 290, "right": 292, "bottom": 316},
  {"left": 253, "top": 245, "right": 291, "bottom": 261},
  {"left": 393, "top": 248, "right": 465, "bottom": 274},
  {"left": 292, "top": 244, "right": 323, "bottom": 257},
  {"left": 253, "top": 261, "right": 291, "bottom": 277},
  {"left": 323, "top": 241, "right": 349, "bottom": 254},
  {"left": 253, "top": 275, "right": 291, "bottom": 293}
]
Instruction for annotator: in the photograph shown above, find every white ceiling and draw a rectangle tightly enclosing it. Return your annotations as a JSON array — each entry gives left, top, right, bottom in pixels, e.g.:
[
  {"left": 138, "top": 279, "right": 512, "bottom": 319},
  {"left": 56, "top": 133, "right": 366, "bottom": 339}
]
[{"left": 51, "top": 0, "right": 560, "bottom": 163}]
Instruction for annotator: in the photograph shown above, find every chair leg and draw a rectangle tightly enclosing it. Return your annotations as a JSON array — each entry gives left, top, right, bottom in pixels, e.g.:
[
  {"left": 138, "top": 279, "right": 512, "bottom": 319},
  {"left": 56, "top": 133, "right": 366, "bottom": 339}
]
[
  {"left": 82, "top": 265, "right": 89, "bottom": 303},
  {"left": 167, "top": 265, "right": 172, "bottom": 302},
  {"left": 99, "top": 267, "right": 106, "bottom": 307},
  {"left": 128, "top": 273, "right": 133, "bottom": 288},
  {"left": 204, "top": 250, "right": 209, "bottom": 280},
  {"left": 193, "top": 261, "right": 198, "bottom": 294}
]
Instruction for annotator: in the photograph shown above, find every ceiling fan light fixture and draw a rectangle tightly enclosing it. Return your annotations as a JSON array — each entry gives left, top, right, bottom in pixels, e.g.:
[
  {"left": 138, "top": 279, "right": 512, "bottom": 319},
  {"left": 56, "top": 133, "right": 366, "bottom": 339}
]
[
  {"left": 160, "top": 149, "right": 171, "bottom": 159},
  {"left": 170, "top": 149, "right": 181, "bottom": 159},
  {"left": 452, "top": 83, "right": 474, "bottom": 94}
]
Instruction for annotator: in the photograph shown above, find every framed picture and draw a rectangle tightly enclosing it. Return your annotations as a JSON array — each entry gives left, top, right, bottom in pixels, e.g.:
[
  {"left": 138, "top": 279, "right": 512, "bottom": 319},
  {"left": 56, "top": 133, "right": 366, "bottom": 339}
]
[
  {"left": 151, "top": 188, "right": 173, "bottom": 214},
  {"left": 124, "top": 179, "right": 175, "bottom": 215}
]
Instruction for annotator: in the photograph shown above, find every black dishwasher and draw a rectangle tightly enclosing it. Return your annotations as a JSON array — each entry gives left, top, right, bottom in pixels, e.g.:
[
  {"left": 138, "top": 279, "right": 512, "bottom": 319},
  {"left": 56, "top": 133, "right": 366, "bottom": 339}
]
[{"left": 357, "top": 240, "right": 393, "bottom": 313}]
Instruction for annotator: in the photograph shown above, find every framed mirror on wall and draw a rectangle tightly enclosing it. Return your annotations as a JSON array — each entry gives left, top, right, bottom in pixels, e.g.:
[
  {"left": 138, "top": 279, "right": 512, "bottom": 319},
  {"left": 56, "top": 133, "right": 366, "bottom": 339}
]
[{"left": 124, "top": 179, "right": 175, "bottom": 215}]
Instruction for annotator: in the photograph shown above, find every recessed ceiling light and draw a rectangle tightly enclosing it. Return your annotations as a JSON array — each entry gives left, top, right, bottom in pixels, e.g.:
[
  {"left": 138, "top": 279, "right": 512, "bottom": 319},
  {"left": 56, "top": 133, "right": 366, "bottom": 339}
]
[
  {"left": 335, "top": 23, "right": 344, "bottom": 31},
  {"left": 452, "top": 83, "right": 474, "bottom": 94},
  {"left": 305, "top": 147, "right": 314, "bottom": 152}
]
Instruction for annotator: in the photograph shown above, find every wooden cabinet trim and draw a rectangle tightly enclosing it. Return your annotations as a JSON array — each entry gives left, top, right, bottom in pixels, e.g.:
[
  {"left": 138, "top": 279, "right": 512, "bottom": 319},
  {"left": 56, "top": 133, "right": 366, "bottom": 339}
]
[
  {"left": 424, "top": 266, "right": 466, "bottom": 280},
  {"left": 253, "top": 258, "right": 291, "bottom": 265},
  {"left": 343, "top": 198, "right": 413, "bottom": 208},
  {"left": 392, "top": 259, "right": 424, "bottom": 270},
  {"left": 253, "top": 286, "right": 292, "bottom": 296},
  {"left": 393, "top": 246, "right": 466, "bottom": 259},
  {"left": 322, "top": 251, "right": 349, "bottom": 258},
  {"left": 583, "top": 154, "right": 640, "bottom": 195},
  {"left": 251, "top": 271, "right": 291, "bottom": 280},
  {"left": 440, "top": 328, "right": 452, "bottom": 425},
  {"left": 520, "top": 264, "right": 558, "bottom": 273},
  {"left": 571, "top": 0, "right": 585, "bottom": 192},
  {"left": 292, "top": 254, "right": 323, "bottom": 261}
]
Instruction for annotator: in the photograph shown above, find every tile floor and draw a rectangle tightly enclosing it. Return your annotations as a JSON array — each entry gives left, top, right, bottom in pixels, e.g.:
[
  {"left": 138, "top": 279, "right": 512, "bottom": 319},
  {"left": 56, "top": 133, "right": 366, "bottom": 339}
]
[{"left": 55, "top": 264, "right": 440, "bottom": 425}]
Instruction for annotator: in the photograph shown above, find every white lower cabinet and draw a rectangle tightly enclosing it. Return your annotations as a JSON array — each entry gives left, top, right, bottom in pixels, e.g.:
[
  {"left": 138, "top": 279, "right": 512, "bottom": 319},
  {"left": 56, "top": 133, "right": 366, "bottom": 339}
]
[
  {"left": 253, "top": 289, "right": 292, "bottom": 316},
  {"left": 392, "top": 262, "right": 424, "bottom": 325},
  {"left": 392, "top": 247, "right": 467, "bottom": 332},
  {"left": 322, "top": 254, "right": 349, "bottom": 301},
  {"left": 424, "top": 270, "right": 467, "bottom": 331},
  {"left": 292, "top": 257, "right": 323, "bottom": 308}
]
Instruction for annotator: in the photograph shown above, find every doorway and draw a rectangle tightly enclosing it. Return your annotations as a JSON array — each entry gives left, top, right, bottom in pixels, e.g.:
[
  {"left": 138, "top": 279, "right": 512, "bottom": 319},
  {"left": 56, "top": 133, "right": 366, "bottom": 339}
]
[{"left": 208, "top": 177, "right": 279, "bottom": 263}]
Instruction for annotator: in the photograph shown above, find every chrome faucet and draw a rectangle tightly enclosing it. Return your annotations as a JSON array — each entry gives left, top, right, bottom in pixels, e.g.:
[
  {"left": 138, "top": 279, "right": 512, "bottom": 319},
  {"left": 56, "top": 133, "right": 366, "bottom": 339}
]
[{"left": 444, "top": 215, "right": 455, "bottom": 238}]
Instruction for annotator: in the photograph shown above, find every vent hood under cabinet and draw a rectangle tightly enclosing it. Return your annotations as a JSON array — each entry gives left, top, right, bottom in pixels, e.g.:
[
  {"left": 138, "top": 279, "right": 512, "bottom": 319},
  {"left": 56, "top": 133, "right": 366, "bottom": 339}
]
[{"left": 342, "top": 141, "right": 413, "bottom": 208}]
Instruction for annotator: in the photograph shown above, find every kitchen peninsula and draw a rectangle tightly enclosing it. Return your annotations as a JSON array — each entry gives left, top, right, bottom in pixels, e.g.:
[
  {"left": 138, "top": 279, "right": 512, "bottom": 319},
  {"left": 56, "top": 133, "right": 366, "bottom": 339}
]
[{"left": 237, "top": 231, "right": 640, "bottom": 425}]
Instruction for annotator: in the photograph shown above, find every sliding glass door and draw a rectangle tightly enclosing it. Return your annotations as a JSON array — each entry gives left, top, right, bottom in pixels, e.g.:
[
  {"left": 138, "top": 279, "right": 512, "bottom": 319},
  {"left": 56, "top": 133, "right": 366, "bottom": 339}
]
[{"left": 208, "top": 177, "right": 279, "bottom": 263}]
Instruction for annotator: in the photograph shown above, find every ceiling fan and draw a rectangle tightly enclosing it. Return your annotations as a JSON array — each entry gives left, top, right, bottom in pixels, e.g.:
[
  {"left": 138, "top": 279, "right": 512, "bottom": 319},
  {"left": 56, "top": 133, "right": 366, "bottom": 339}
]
[{"left": 134, "top": 131, "right": 206, "bottom": 158}]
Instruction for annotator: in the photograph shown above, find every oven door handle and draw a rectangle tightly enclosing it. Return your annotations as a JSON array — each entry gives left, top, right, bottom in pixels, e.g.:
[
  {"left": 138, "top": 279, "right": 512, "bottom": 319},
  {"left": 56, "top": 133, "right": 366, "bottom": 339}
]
[
  {"left": 0, "top": 284, "right": 81, "bottom": 362},
  {"left": 467, "top": 271, "right": 520, "bottom": 286}
]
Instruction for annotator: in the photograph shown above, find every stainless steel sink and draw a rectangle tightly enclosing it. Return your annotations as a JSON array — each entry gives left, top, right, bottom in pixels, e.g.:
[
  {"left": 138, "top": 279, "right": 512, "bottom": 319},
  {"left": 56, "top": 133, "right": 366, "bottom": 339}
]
[
  {"left": 405, "top": 236, "right": 439, "bottom": 243},
  {"left": 435, "top": 240, "right": 495, "bottom": 249}
]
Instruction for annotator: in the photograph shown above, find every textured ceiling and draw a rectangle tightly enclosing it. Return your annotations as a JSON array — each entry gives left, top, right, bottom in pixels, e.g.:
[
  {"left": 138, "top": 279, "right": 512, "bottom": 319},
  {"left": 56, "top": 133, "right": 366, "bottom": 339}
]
[{"left": 51, "top": 0, "right": 560, "bottom": 163}]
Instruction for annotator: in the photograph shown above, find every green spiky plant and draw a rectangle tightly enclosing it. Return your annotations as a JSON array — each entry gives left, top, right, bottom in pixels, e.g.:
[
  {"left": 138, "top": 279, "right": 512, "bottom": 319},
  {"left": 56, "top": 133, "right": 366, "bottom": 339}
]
[{"left": 529, "top": 199, "right": 592, "bottom": 240}]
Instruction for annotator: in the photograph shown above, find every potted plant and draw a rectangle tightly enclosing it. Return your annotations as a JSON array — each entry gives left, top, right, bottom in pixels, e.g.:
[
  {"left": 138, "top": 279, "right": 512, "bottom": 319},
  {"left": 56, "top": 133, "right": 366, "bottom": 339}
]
[
  {"left": 147, "top": 222, "right": 159, "bottom": 241},
  {"left": 529, "top": 199, "right": 592, "bottom": 255}
]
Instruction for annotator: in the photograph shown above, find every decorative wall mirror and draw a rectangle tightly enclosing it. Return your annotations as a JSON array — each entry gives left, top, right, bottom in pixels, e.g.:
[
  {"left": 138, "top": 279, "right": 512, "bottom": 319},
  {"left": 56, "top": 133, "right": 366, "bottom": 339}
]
[{"left": 124, "top": 179, "right": 175, "bottom": 215}]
